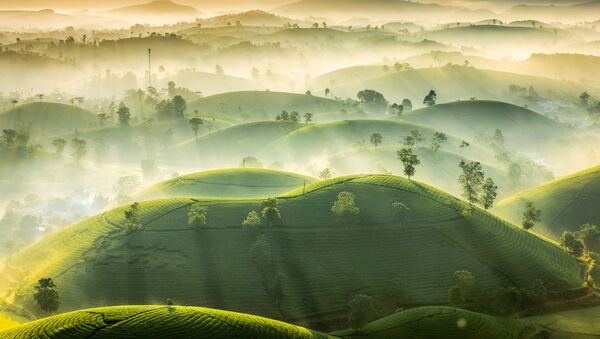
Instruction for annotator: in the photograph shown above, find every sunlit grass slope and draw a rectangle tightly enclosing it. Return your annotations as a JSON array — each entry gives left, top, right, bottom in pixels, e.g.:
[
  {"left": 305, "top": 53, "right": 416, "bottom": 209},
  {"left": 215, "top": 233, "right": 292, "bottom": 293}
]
[
  {"left": 495, "top": 165, "right": 600, "bottom": 240},
  {"left": 402, "top": 100, "right": 573, "bottom": 152},
  {"left": 188, "top": 91, "right": 344, "bottom": 120},
  {"left": 327, "top": 146, "right": 512, "bottom": 197},
  {"left": 258, "top": 119, "right": 497, "bottom": 165},
  {"left": 176, "top": 121, "right": 299, "bottom": 166},
  {"left": 1, "top": 175, "right": 584, "bottom": 327},
  {"left": 311, "top": 65, "right": 588, "bottom": 103},
  {"left": 526, "top": 305, "right": 600, "bottom": 337},
  {"left": 0, "top": 306, "right": 333, "bottom": 339},
  {"left": 0, "top": 102, "right": 97, "bottom": 136},
  {"left": 135, "top": 168, "right": 317, "bottom": 200},
  {"left": 337, "top": 306, "right": 545, "bottom": 339},
  {"left": 0, "top": 315, "right": 18, "bottom": 331}
]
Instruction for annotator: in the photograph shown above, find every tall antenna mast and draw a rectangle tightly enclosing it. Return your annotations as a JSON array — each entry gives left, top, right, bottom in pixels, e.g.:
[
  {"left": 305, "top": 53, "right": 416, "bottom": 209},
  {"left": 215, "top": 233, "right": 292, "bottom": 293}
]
[{"left": 148, "top": 48, "right": 152, "bottom": 88}]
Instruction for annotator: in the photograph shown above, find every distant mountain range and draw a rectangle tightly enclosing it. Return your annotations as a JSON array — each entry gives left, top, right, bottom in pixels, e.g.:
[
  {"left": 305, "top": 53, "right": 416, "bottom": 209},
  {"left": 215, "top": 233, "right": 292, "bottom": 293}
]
[
  {"left": 273, "top": 0, "right": 495, "bottom": 22},
  {"left": 106, "top": 0, "right": 201, "bottom": 20}
]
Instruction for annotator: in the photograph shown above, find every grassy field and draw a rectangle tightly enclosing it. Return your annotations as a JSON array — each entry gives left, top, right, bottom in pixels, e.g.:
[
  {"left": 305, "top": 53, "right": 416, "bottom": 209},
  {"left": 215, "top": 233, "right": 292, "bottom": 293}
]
[
  {"left": 187, "top": 91, "right": 344, "bottom": 121},
  {"left": 335, "top": 306, "right": 546, "bottom": 338},
  {"left": 0, "top": 102, "right": 97, "bottom": 136},
  {"left": 0, "top": 175, "right": 584, "bottom": 330},
  {"left": 0, "top": 306, "right": 332, "bottom": 338},
  {"left": 495, "top": 165, "right": 600, "bottom": 240},
  {"left": 0, "top": 315, "right": 17, "bottom": 331},
  {"left": 134, "top": 168, "right": 317, "bottom": 200}
]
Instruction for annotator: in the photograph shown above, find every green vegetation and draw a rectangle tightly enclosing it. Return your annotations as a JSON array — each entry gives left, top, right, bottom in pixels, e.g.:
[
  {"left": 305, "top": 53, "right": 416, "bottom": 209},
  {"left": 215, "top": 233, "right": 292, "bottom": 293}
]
[
  {"left": 336, "top": 306, "right": 547, "bottom": 338},
  {"left": 0, "top": 175, "right": 584, "bottom": 328},
  {"left": 134, "top": 168, "right": 316, "bottom": 200},
  {"left": 0, "top": 306, "right": 332, "bottom": 338},
  {"left": 0, "top": 102, "right": 97, "bottom": 136},
  {"left": 495, "top": 166, "right": 600, "bottom": 239}
]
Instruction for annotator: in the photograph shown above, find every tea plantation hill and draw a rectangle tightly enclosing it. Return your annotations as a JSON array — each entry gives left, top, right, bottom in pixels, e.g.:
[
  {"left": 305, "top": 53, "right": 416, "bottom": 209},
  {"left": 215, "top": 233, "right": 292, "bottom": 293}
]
[
  {"left": 0, "top": 306, "right": 333, "bottom": 338},
  {"left": 310, "top": 65, "right": 589, "bottom": 104},
  {"left": 187, "top": 91, "right": 345, "bottom": 121},
  {"left": 0, "top": 175, "right": 585, "bottom": 330},
  {"left": 176, "top": 121, "right": 302, "bottom": 167},
  {"left": 134, "top": 168, "right": 317, "bottom": 200},
  {"left": 400, "top": 100, "right": 573, "bottom": 155},
  {"left": 326, "top": 146, "right": 519, "bottom": 197},
  {"left": 0, "top": 305, "right": 564, "bottom": 338},
  {"left": 336, "top": 306, "right": 548, "bottom": 339},
  {"left": 495, "top": 165, "right": 600, "bottom": 240},
  {"left": 257, "top": 119, "right": 498, "bottom": 166},
  {"left": 0, "top": 102, "right": 97, "bottom": 136}
]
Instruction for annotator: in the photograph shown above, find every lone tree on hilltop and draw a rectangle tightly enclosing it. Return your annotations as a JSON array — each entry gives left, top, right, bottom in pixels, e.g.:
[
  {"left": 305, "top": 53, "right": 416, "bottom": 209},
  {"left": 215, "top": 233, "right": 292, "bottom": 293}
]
[
  {"left": 331, "top": 191, "right": 360, "bottom": 224},
  {"left": 458, "top": 161, "right": 484, "bottom": 205},
  {"left": 481, "top": 177, "right": 498, "bottom": 210},
  {"left": 33, "top": 278, "right": 59, "bottom": 314},
  {"left": 370, "top": 133, "right": 383, "bottom": 148},
  {"left": 124, "top": 202, "right": 143, "bottom": 233},
  {"left": 188, "top": 203, "right": 208, "bottom": 227},
  {"left": 319, "top": 168, "right": 332, "bottom": 180},
  {"left": 397, "top": 148, "right": 420, "bottom": 179},
  {"left": 522, "top": 200, "right": 541, "bottom": 230},
  {"left": 423, "top": 90, "right": 437, "bottom": 106}
]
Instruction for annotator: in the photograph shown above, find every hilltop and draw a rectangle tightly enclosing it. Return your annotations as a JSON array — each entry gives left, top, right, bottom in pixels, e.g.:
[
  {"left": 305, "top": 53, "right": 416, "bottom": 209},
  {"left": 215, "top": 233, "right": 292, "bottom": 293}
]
[
  {"left": 402, "top": 100, "right": 572, "bottom": 153},
  {"left": 0, "top": 306, "right": 331, "bottom": 338},
  {"left": 187, "top": 91, "right": 344, "bottom": 121},
  {"left": 107, "top": 0, "right": 201, "bottom": 18},
  {"left": 0, "top": 175, "right": 584, "bottom": 329},
  {"left": 310, "top": 65, "right": 589, "bottom": 105},
  {"left": 0, "top": 102, "right": 97, "bottom": 136},
  {"left": 337, "top": 306, "right": 546, "bottom": 338},
  {"left": 495, "top": 165, "right": 600, "bottom": 240},
  {"left": 134, "top": 168, "right": 317, "bottom": 200}
]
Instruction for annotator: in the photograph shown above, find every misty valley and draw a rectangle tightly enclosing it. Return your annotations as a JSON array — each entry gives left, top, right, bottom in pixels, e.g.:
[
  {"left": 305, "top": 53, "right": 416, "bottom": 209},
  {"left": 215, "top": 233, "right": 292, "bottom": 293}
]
[{"left": 1, "top": 0, "right": 600, "bottom": 338}]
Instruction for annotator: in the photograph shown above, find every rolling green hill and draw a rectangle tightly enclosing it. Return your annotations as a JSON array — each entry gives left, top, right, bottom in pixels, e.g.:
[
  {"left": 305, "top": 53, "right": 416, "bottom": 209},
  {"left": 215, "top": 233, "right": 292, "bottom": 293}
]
[
  {"left": 0, "top": 175, "right": 584, "bottom": 330},
  {"left": 326, "top": 146, "right": 514, "bottom": 197},
  {"left": 0, "top": 306, "right": 332, "bottom": 338},
  {"left": 257, "top": 119, "right": 498, "bottom": 167},
  {"left": 176, "top": 121, "right": 300, "bottom": 166},
  {"left": 526, "top": 305, "right": 600, "bottom": 338},
  {"left": 0, "top": 102, "right": 97, "bottom": 136},
  {"left": 495, "top": 165, "right": 600, "bottom": 240},
  {"left": 187, "top": 91, "right": 344, "bottom": 121},
  {"left": 310, "top": 65, "right": 590, "bottom": 105},
  {"left": 401, "top": 100, "right": 573, "bottom": 153},
  {"left": 134, "top": 168, "right": 317, "bottom": 200},
  {"left": 337, "top": 306, "right": 546, "bottom": 338}
]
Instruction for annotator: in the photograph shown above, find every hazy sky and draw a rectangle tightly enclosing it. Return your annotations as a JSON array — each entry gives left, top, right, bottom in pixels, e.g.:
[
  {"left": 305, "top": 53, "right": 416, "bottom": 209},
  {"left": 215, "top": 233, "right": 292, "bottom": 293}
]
[
  {"left": 0, "top": 0, "right": 293, "bottom": 11},
  {"left": 0, "top": 0, "right": 590, "bottom": 11}
]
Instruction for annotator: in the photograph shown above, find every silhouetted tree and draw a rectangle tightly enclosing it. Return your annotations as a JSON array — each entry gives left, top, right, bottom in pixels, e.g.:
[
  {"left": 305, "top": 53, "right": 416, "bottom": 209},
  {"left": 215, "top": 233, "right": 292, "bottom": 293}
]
[
  {"left": 522, "top": 200, "right": 541, "bottom": 230},
  {"left": 117, "top": 103, "right": 131, "bottom": 127},
  {"left": 370, "top": 133, "right": 383, "bottom": 148},
  {"left": 71, "top": 138, "right": 87, "bottom": 163},
  {"left": 423, "top": 90, "right": 437, "bottom": 106},
  {"left": 397, "top": 148, "right": 420, "bottom": 179},
  {"left": 52, "top": 138, "right": 67, "bottom": 155},
  {"left": 560, "top": 231, "right": 584, "bottom": 257},
  {"left": 33, "top": 278, "right": 59, "bottom": 313},
  {"left": 458, "top": 161, "right": 484, "bottom": 205},
  {"left": 348, "top": 294, "right": 376, "bottom": 330},
  {"left": 481, "top": 177, "right": 498, "bottom": 210}
]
